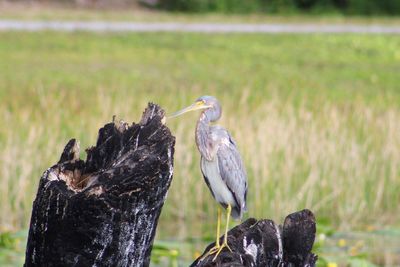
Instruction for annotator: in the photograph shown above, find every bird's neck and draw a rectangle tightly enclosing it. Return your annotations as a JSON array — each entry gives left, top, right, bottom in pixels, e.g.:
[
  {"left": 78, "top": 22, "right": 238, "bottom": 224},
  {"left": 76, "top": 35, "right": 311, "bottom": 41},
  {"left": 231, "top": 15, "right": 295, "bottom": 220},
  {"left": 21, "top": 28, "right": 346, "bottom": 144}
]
[{"left": 195, "top": 113, "right": 212, "bottom": 160}]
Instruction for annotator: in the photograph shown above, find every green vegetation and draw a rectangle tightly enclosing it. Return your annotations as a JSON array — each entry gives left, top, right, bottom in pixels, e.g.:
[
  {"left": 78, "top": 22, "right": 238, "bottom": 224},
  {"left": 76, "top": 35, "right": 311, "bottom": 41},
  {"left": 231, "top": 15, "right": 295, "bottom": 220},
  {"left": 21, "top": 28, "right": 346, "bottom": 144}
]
[
  {"left": 0, "top": 31, "right": 399, "bottom": 265},
  {"left": 156, "top": 0, "right": 400, "bottom": 15}
]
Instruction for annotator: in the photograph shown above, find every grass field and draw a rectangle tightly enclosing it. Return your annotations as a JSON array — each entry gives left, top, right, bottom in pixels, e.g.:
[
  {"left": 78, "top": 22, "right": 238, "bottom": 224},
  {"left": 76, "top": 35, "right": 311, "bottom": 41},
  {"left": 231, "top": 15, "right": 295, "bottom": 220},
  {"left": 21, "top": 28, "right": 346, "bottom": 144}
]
[{"left": 0, "top": 30, "right": 399, "bottom": 265}]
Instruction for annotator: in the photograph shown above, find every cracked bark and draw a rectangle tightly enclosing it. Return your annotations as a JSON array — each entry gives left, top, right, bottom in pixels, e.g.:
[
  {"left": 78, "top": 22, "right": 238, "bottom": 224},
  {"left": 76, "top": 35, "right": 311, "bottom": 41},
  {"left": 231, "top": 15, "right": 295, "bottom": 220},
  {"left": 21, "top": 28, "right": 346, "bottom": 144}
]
[
  {"left": 24, "top": 103, "right": 175, "bottom": 267},
  {"left": 191, "top": 209, "right": 318, "bottom": 267}
]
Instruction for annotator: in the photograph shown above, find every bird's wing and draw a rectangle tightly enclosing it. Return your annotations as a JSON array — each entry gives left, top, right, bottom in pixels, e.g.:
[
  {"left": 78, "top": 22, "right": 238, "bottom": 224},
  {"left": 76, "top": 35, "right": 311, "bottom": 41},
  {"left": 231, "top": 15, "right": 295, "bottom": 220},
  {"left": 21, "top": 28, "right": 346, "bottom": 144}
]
[
  {"left": 200, "top": 158, "right": 216, "bottom": 200},
  {"left": 216, "top": 132, "right": 248, "bottom": 218}
]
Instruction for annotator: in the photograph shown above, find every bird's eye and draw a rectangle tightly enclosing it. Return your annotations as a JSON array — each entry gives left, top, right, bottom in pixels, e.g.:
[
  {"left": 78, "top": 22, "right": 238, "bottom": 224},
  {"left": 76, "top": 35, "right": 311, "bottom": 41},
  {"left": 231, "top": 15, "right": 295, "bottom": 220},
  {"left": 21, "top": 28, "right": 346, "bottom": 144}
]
[{"left": 197, "top": 100, "right": 206, "bottom": 106}]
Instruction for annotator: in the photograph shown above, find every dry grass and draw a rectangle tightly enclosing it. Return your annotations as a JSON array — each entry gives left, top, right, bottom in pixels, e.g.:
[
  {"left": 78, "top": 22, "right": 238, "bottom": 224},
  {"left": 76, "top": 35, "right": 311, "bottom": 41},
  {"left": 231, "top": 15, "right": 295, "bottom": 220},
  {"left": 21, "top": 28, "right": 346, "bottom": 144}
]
[
  {"left": 1, "top": 86, "right": 399, "bottom": 242},
  {"left": 162, "top": 95, "right": 400, "bottom": 239},
  {"left": 0, "top": 87, "right": 400, "bottom": 237}
]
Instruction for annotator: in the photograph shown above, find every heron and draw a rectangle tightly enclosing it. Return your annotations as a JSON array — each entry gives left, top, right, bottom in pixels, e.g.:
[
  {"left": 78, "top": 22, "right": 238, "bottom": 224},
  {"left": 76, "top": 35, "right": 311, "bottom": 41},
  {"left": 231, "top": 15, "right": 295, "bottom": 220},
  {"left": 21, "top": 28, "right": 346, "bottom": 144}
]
[{"left": 170, "top": 96, "right": 248, "bottom": 260}]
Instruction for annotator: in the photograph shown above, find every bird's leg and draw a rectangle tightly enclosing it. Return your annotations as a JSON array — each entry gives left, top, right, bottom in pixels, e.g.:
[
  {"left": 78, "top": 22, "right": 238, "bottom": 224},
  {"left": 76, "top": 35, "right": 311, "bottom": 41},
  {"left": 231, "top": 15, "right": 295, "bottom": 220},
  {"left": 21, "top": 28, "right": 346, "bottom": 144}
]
[
  {"left": 216, "top": 207, "right": 221, "bottom": 247},
  {"left": 201, "top": 207, "right": 221, "bottom": 260},
  {"left": 212, "top": 204, "right": 233, "bottom": 261}
]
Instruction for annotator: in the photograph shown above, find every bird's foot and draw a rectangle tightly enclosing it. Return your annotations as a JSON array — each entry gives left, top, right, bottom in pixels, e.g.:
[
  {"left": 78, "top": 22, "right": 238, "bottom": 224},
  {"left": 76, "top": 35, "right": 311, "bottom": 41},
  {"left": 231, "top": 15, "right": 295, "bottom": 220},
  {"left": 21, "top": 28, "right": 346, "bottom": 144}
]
[
  {"left": 200, "top": 243, "right": 220, "bottom": 261},
  {"left": 212, "top": 241, "right": 232, "bottom": 261},
  {"left": 207, "top": 244, "right": 221, "bottom": 255}
]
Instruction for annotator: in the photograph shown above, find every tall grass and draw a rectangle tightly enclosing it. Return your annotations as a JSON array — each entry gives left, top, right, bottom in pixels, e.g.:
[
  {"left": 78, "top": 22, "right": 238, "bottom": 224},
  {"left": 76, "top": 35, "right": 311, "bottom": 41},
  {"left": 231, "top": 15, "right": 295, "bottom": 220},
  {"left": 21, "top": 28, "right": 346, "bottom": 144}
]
[
  {"left": 0, "top": 32, "right": 399, "bottom": 242},
  {"left": 163, "top": 97, "right": 400, "bottom": 240}
]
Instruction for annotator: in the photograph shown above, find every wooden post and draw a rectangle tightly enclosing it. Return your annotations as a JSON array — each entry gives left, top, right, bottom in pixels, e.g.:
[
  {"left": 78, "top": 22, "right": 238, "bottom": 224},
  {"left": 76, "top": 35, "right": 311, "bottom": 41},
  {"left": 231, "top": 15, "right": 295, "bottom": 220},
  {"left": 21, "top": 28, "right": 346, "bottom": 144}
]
[
  {"left": 191, "top": 209, "right": 317, "bottom": 267},
  {"left": 24, "top": 104, "right": 175, "bottom": 267}
]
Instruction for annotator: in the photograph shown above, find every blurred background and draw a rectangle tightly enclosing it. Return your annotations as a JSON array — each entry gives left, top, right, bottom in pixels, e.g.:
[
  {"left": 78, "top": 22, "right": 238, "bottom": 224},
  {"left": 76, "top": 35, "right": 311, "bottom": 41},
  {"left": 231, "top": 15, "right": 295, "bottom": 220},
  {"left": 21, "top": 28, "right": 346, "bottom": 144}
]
[{"left": 0, "top": 0, "right": 399, "bottom": 266}]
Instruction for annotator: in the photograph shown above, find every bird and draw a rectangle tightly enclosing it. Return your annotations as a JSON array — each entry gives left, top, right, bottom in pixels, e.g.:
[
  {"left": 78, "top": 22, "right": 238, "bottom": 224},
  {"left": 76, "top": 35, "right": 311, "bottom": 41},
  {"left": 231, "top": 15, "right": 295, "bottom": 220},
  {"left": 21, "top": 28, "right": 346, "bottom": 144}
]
[{"left": 170, "top": 96, "right": 248, "bottom": 260}]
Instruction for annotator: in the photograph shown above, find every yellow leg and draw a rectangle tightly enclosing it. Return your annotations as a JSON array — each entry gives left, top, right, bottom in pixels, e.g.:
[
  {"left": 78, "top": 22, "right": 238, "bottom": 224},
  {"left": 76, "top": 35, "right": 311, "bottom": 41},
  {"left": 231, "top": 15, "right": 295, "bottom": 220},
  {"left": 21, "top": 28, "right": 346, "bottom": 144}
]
[
  {"left": 201, "top": 207, "right": 221, "bottom": 259},
  {"left": 216, "top": 207, "right": 221, "bottom": 247},
  {"left": 212, "top": 204, "right": 233, "bottom": 261}
]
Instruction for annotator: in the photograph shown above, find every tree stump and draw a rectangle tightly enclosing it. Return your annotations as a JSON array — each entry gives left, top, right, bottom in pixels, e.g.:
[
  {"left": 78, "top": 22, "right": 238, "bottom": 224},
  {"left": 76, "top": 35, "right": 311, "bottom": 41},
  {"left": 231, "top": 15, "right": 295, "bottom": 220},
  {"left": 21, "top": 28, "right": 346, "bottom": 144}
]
[
  {"left": 191, "top": 209, "right": 317, "bottom": 267},
  {"left": 24, "top": 104, "right": 175, "bottom": 267}
]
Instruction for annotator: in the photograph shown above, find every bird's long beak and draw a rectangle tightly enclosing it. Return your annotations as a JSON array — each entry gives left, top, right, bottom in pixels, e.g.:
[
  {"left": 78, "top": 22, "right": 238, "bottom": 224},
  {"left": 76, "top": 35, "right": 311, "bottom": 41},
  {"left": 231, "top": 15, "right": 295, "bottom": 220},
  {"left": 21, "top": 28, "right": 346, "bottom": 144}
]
[{"left": 168, "top": 101, "right": 211, "bottom": 119}]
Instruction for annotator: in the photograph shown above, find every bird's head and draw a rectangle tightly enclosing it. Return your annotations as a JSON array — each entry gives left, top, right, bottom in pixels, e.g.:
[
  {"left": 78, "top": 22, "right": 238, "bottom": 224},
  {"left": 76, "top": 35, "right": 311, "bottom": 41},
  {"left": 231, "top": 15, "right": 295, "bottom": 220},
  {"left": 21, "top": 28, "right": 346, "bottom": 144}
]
[{"left": 169, "top": 95, "right": 221, "bottom": 122}]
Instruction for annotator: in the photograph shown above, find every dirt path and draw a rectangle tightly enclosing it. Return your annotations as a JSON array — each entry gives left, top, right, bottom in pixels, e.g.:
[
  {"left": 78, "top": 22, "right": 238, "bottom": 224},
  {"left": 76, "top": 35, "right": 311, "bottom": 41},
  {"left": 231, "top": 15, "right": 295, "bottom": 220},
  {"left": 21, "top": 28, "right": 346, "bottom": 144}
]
[{"left": 1, "top": 20, "right": 399, "bottom": 33}]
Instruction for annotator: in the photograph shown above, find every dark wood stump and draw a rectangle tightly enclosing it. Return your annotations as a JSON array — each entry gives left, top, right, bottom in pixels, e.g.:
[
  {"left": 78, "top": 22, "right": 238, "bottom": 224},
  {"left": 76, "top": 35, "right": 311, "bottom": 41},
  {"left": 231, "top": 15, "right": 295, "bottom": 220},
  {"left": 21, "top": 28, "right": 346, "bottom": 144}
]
[
  {"left": 191, "top": 209, "right": 317, "bottom": 267},
  {"left": 24, "top": 104, "right": 175, "bottom": 267}
]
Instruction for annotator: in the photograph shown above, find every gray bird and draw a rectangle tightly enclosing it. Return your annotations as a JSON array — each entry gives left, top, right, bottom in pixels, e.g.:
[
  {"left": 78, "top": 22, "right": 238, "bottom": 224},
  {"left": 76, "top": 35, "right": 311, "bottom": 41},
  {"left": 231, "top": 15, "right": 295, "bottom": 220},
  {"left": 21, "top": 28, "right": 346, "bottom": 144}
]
[{"left": 170, "top": 96, "right": 248, "bottom": 260}]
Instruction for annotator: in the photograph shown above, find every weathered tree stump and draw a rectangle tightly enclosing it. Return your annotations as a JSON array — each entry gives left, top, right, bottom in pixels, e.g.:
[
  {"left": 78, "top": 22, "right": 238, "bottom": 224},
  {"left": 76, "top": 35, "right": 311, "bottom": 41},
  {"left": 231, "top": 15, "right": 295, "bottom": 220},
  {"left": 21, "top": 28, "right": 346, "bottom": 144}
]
[
  {"left": 24, "top": 104, "right": 175, "bottom": 267},
  {"left": 191, "top": 209, "right": 317, "bottom": 267}
]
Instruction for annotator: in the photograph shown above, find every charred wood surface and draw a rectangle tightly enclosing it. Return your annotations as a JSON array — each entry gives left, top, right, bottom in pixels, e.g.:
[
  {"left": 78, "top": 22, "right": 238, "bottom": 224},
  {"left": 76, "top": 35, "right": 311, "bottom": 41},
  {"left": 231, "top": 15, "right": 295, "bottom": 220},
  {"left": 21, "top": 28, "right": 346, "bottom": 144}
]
[
  {"left": 24, "top": 104, "right": 175, "bottom": 267},
  {"left": 191, "top": 209, "right": 317, "bottom": 267}
]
